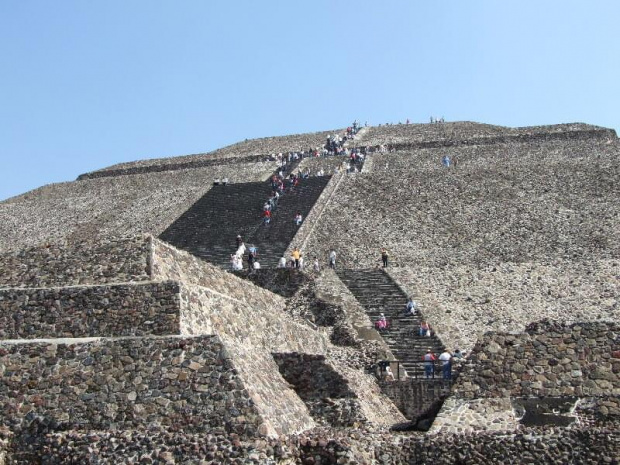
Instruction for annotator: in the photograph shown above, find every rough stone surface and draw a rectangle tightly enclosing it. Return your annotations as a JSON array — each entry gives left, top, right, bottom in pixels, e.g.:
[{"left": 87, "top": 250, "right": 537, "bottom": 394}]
[
  {"left": 1, "top": 121, "right": 619, "bottom": 463},
  {"left": 0, "top": 335, "right": 264, "bottom": 437},
  {"left": 0, "top": 235, "right": 151, "bottom": 288},
  {"left": 388, "top": 259, "right": 620, "bottom": 353},
  {"left": 0, "top": 281, "right": 180, "bottom": 339},
  {"left": 303, "top": 139, "right": 620, "bottom": 269},
  {"left": 9, "top": 424, "right": 619, "bottom": 464},
  {"left": 0, "top": 163, "right": 275, "bottom": 251},
  {"left": 456, "top": 321, "right": 620, "bottom": 399}
]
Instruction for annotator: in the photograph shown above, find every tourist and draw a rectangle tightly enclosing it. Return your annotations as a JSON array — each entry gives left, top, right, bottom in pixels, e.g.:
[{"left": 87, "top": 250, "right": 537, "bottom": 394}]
[
  {"left": 222, "top": 177, "right": 228, "bottom": 186},
  {"left": 277, "top": 256, "right": 287, "bottom": 268},
  {"left": 252, "top": 260, "right": 261, "bottom": 270},
  {"left": 384, "top": 364, "right": 395, "bottom": 382},
  {"left": 236, "top": 241, "right": 246, "bottom": 257},
  {"left": 419, "top": 321, "right": 430, "bottom": 337},
  {"left": 313, "top": 256, "right": 320, "bottom": 273},
  {"left": 291, "top": 248, "right": 301, "bottom": 269},
  {"left": 294, "top": 212, "right": 303, "bottom": 226},
  {"left": 376, "top": 313, "right": 388, "bottom": 331},
  {"left": 381, "top": 248, "right": 389, "bottom": 267},
  {"left": 263, "top": 209, "right": 271, "bottom": 224},
  {"left": 442, "top": 155, "right": 451, "bottom": 168},
  {"left": 230, "top": 254, "right": 243, "bottom": 271},
  {"left": 298, "top": 254, "right": 304, "bottom": 270},
  {"left": 248, "top": 248, "right": 257, "bottom": 269},
  {"left": 405, "top": 297, "right": 418, "bottom": 316},
  {"left": 329, "top": 250, "right": 337, "bottom": 269},
  {"left": 236, "top": 235, "right": 243, "bottom": 249},
  {"left": 423, "top": 349, "right": 436, "bottom": 379},
  {"left": 439, "top": 350, "right": 452, "bottom": 380}
]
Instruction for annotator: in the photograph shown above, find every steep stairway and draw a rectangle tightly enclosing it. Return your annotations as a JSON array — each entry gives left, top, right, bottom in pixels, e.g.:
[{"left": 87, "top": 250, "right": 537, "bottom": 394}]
[
  {"left": 336, "top": 269, "right": 445, "bottom": 377},
  {"left": 160, "top": 176, "right": 332, "bottom": 268}
]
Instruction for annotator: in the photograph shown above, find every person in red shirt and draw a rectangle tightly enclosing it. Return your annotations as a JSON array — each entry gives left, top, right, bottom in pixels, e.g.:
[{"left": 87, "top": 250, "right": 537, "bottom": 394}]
[{"left": 423, "top": 349, "right": 436, "bottom": 378}]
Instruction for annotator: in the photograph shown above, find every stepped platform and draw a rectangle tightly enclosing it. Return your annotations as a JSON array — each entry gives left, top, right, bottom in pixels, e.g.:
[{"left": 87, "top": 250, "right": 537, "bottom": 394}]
[
  {"left": 336, "top": 269, "right": 445, "bottom": 377},
  {"left": 160, "top": 176, "right": 332, "bottom": 268}
]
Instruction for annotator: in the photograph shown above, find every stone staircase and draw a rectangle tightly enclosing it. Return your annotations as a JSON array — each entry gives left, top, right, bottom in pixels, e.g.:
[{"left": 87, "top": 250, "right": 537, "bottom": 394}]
[
  {"left": 159, "top": 176, "right": 331, "bottom": 268},
  {"left": 336, "top": 269, "right": 445, "bottom": 377}
]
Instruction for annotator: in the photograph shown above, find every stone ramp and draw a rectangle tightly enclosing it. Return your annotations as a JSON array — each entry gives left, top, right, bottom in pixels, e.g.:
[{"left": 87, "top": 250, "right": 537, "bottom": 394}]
[
  {"left": 160, "top": 176, "right": 332, "bottom": 268},
  {"left": 336, "top": 269, "right": 445, "bottom": 377}
]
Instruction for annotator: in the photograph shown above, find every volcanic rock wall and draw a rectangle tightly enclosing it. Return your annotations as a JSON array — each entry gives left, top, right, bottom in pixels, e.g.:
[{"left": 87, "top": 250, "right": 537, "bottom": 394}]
[
  {"left": 0, "top": 335, "right": 265, "bottom": 437},
  {"left": 0, "top": 162, "right": 276, "bottom": 251},
  {"left": 431, "top": 321, "right": 620, "bottom": 435},
  {"left": 0, "top": 281, "right": 181, "bottom": 339}
]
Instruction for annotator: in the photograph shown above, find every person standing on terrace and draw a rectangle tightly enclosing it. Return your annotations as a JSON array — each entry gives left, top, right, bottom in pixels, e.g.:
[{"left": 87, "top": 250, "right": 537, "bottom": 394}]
[
  {"left": 439, "top": 350, "right": 452, "bottom": 380},
  {"left": 329, "top": 250, "right": 337, "bottom": 269},
  {"left": 291, "top": 248, "right": 301, "bottom": 269},
  {"left": 381, "top": 248, "right": 389, "bottom": 267},
  {"left": 423, "top": 349, "right": 436, "bottom": 379}
]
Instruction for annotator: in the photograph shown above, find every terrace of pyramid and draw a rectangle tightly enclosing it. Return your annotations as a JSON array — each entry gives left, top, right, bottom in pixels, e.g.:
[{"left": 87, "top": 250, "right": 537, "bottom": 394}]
[{"left": 0, "top": 121, "right": 618, "bottom": 463}]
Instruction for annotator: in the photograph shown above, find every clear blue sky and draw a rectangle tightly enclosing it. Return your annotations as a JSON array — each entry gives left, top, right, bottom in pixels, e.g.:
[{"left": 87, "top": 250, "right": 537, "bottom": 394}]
[{"left": 1, "top": 1, "right": 619, "bottom": 200}]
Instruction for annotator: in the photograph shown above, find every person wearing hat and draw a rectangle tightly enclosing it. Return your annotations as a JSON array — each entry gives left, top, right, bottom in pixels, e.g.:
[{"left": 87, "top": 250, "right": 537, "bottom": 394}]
[{"left": 423, "top": 349, "right": 436, "bottom": 379}]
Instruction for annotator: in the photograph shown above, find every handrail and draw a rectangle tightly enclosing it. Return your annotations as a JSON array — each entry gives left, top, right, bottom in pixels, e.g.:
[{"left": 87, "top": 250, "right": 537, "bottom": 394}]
[{"left": 377, "top": 359, "right": 460, "bottom": 381}]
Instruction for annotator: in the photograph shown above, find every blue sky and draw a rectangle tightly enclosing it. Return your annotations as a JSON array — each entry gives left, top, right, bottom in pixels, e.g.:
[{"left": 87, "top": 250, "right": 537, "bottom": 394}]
[{"left": 1, "top": 1, "right": 619, "bottom": 200}]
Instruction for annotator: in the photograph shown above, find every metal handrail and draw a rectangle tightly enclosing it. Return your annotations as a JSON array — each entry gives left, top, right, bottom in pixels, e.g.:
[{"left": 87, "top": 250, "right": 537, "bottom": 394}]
[{"left": 377, "top": 359, "right": 459, "bottom": 381}]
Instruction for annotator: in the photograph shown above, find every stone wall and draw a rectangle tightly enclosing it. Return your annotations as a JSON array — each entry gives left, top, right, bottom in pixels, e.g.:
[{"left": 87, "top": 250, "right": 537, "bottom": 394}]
[
  {"left": 0, "top": 281, "right": 180, "bottom": 339},
  {"left": 0, "top": 335, "right": 264, "bottom": 438},
  {"left": 20, "top": 424, "right": 619, "bottom": 464},
  {"left": 77, "top": 154, "right": 266, "bottom": 180},
  {"left": 94, "top": 128, "right": 343, "bottom": 174},
  {"left": 304, "top": 139, "right": 620, "bottom": 270},
  {"left": 152, "top": 239, "right": 329, "bottom": 436},
  {"left": 380, "top": 379, "right": 451, "bottom": 421},
  {"left": 430, "top": 321, "right": 620, "bottom": 435},
  {"left": 356, "top": 121, "right": 615, "bottom": 148},
  {"left": 273, "top": 353, "right": 405, "bottom": 428},
  {"left": 389, "top": 259, "right": 620, "bottom": 353},
  {"left": 456, "top": 321, "right": 620, "bottom": 399},
  {"left": 0, "top": 162, "right": 275, "bottom": 251},
  {"left": 0, "top": 235, "right": 151, "bottom": 288}
]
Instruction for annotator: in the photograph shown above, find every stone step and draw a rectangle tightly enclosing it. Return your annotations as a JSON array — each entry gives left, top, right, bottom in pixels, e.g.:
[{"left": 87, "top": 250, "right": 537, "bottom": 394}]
[
  {"left": 336, "top": 268, "right": 446, "bottom": 371},
  {"left": 160, "top": 177, "right": 332, "bottom": 269}
]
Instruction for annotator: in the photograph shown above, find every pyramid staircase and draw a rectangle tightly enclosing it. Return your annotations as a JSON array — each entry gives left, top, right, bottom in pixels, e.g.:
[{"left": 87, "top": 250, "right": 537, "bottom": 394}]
[
  {"left": 159, "top": 175, "right": 331, "bottom": 268},
  {"left": 336, "top": 269, "right": 445, "bottom": 377}
]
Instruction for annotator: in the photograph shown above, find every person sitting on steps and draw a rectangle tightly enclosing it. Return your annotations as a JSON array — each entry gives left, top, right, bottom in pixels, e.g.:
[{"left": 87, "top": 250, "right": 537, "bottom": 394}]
[
  {"left": 419, "top": 321, "right": 430, "bottom": 337},
  {"left": 375, "top": 313, "right": 388, "bottom": 331},
  {"left": 404, "top": 297, "right": 419, "bottom": 316}
]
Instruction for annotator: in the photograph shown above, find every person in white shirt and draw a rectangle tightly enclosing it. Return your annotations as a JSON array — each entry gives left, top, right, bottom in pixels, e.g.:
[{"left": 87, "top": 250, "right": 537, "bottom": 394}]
[
  {"left": 277, "top": 256, "right": 287, "bottom": 268},
  {"left": 252, "top": 260, "right": 261, "bottom": 270},
  {"left": 329, "top": 250, "right": 337, "bottom": 269},
  {"left": 439, "top": 351, "right": 452, "bottom": 380},
  {"left": 313, "top": 257, "right": 320, "bottom": 273}
]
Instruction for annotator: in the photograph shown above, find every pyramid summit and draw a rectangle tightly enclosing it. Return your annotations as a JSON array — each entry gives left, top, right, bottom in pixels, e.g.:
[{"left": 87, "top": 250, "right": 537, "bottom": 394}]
[{"left": 0, "top": 120, "right": 618, "bottom": 463}]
